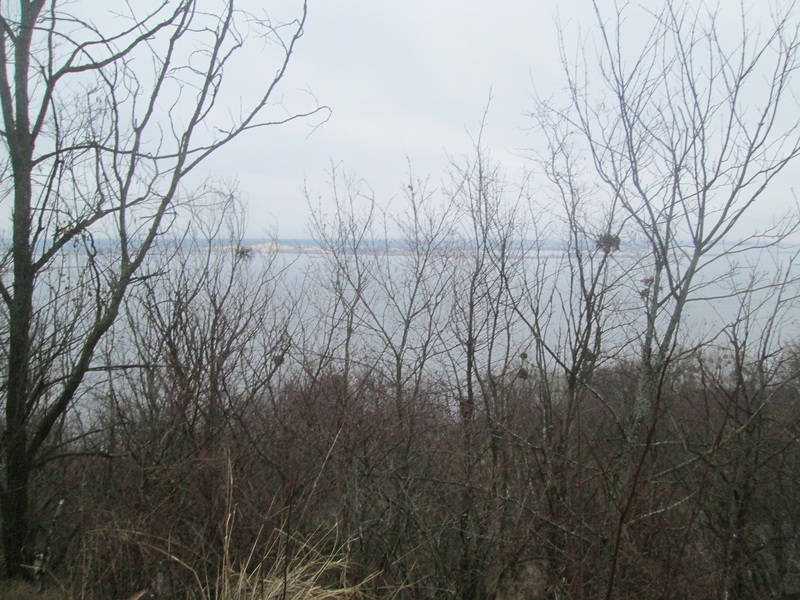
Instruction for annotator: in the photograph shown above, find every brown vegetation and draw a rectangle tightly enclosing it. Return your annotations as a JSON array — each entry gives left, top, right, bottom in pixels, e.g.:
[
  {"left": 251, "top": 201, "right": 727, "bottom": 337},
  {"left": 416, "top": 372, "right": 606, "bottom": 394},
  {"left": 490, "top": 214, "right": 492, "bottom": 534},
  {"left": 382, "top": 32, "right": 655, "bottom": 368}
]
[{"left": 4, "top": 1, "right": 800, "bottom": 599}]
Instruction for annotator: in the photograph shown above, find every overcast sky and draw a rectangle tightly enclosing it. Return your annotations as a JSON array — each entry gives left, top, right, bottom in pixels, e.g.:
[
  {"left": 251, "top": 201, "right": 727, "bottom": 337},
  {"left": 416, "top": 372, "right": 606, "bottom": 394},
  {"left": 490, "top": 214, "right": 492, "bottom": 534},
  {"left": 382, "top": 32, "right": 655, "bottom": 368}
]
[
  {"left": 195, "top": 0, "right": 792, "bottom": 240},
  {"left": 200, "top": 0, "right": 577, "bottom": 238}
]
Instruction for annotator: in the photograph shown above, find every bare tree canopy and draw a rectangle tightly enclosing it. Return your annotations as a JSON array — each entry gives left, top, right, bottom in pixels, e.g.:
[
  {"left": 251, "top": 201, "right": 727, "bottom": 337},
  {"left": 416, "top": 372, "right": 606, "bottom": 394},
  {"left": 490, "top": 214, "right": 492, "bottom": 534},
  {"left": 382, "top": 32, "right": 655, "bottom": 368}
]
[
  {"left": 532, "top": 0, "right": 800, "bottom": 436},
  {"left": 0, "top": 0, "right": 324, "bottom": 579}
]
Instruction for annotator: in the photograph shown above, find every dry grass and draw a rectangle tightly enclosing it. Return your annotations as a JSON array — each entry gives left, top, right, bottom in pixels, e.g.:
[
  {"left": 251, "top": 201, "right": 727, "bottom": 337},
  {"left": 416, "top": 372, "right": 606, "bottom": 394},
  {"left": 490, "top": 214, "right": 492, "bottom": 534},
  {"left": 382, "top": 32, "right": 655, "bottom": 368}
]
[
  {"left": 108, "top": 517, "right": 370, "bottom": 600},
  {"left": 0, "top": 581, "right": 63, "bottom": 600},
  {"left": 201, "top": 468, "right": 370, "bottom": 599},
  {"left": 208, "top": 530, "right": 367, "bottom": 600},
  {"left": 7, "top": 536, "right": 367, "bottom": 600},
  {"left": 56, "top": 455, "right": 373, "bottom": 600}
]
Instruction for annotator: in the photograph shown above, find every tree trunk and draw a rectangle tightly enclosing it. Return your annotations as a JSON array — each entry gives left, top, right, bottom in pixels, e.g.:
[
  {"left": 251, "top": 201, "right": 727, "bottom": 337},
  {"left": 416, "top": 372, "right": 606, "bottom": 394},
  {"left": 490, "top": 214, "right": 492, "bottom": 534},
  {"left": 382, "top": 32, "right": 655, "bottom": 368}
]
[
  {"left": 3, "top": 141, "right": 36, "bottom": 580},
  {"left": 0, "top": 0, "right": 40, "bottom": 577},
  {"left": 0, "top": 457, "right": 32, "bottom": 579}
]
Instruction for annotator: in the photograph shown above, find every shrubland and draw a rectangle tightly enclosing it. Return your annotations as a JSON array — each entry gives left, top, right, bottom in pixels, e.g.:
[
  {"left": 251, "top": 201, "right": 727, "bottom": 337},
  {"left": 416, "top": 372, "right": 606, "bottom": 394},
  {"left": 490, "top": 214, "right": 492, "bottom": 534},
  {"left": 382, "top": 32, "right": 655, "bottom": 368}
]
[{"left": 4, "top": 1, "right": 800, "bottom": 599}]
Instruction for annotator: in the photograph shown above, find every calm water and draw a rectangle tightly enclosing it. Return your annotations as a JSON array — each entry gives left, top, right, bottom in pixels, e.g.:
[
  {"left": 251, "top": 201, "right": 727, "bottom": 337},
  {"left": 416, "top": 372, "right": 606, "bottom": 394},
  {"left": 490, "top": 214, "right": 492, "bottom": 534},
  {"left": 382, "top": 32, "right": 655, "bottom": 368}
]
[{"left": 246, "top": 241, "right": 800, "bottom": 374}]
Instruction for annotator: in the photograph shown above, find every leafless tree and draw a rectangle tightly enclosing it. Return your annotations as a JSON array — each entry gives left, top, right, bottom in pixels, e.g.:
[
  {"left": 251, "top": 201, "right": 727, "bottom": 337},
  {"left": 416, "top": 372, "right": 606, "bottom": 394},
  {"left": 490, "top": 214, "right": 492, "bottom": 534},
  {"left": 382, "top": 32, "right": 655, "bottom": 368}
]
[
  {"left": 0, "top": 0, "right": 325, "bottom": 578},
  {"left": 528, "top": 1, "right": 800, "bottom": 596},
  {"left": 539, "top": 0, "right": 800, "bottom": 443},
  {"left": 440, "top": 135, "right": 535, "bottom": 598},
  {"left": 303, "top": 166, "right": 377, "bottom": 394}
]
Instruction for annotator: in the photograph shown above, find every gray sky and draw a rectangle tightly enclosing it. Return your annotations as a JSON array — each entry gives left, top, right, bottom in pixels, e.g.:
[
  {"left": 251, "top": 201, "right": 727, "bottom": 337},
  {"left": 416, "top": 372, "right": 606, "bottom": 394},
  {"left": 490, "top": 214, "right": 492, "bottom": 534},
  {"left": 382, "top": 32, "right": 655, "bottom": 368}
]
[
  {"left": 203, "top": 0, "right": 574, "bottom": 238},
  {"left": 197, "top": 0, "right": 795, "bottom": 240}
]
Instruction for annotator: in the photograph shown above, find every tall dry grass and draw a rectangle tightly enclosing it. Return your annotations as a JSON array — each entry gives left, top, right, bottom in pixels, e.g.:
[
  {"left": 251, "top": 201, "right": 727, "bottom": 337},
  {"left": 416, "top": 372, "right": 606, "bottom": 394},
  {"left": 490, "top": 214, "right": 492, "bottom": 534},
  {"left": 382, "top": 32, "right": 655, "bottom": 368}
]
[{"left": 60, "top": 524, "right": 370, "bottom": 600}]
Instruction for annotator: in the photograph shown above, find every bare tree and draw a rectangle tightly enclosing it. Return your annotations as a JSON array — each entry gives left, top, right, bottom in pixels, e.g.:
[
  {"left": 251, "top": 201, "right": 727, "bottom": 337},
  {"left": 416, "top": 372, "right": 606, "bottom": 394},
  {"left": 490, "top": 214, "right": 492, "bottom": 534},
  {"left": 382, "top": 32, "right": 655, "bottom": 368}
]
[
  {"left": 0, "top": 0, "right": 324, "bottom": 578},
  {"left": 540, "top": 0, "right": 800, "bottom": 439},
  {"left": 529, "top": 1, "right": 800, "bottom": 595},
  {"left": 441, "top": 135, "right": 534, "bottom": 598},
  {"left": 303, "top": 166, "right": 377, "bottom": 393}
]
